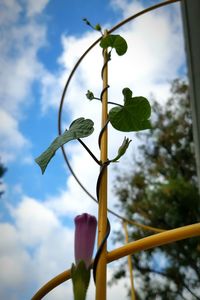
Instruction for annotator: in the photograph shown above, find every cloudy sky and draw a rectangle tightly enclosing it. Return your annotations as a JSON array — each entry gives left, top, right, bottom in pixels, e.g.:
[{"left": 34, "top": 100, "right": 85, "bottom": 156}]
[{"left": 0, "top": 0, "right": 186, "bottom": 299}]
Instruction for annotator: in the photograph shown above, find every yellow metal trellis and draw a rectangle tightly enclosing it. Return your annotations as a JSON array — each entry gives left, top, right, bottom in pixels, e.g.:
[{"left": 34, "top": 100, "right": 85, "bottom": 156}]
[
  {"left": 96, "top": 30, "right": 109, "bottom": 300},
  {"left": 31, "top": 223, "right": 200, "bottom": 300},
  {"left": 123, "top": 221, "right": 137, "bottom": 300}
]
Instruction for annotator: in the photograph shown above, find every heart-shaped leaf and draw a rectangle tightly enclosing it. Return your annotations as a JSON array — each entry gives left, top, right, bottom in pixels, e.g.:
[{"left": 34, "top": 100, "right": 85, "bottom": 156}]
[
  {"left": 35, "top": 118, "right": 94, "bottom": 174},
  {"left": 100, "top": 34, "right": 128, "bottom": 56},
  {"left": 109, "top": 88, "right": 151, "bottom": 132}
]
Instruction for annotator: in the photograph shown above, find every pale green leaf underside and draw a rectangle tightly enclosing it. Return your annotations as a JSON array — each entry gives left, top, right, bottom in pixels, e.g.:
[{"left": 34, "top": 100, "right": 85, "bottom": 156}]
[{"left": 35, "top": 118, "right": 94, "bottom": 174}]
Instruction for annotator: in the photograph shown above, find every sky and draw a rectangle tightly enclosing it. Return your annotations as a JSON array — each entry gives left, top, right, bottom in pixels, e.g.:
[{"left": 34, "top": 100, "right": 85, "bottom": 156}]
[{"left": 0, "top": 0, "right": 187, "bottom": 299}]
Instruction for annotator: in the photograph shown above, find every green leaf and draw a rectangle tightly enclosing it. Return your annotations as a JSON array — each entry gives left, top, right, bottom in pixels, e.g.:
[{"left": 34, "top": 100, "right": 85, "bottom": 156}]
[
  {"left": 109, "top": 88, "right": 151, "bottom": 132},
  {"left": 86, "top": 90, "right": 95, "bottom": 100},
  {"left": 100, "top": 34, "right": 128, "bottom": 56},
  {"left": 35, "top": 118, "right": 94, "bottom": 174},
  {"left": 71, "top": 261, "right": 91, "bottom": 300},
  {"left": 95, "top": 24, "right": 102, "bottom": 32},
  {"left": 123, "top": 88, "right": 133, "bottom": 102},
  {"left": 111, "top": 137, "right": 132, "bottom": 162}
]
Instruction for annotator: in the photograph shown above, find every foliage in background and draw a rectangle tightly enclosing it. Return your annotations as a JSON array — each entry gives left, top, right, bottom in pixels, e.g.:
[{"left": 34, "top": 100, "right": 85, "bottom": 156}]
[{"left": 112, "top": 79, "right": 200, "bottom": 300}]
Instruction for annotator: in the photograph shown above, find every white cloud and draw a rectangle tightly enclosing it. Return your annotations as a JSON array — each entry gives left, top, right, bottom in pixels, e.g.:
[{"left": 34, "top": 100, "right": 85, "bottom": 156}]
[
  {"left": 0, "top": 109, "right": 29, "bottom": 162},
  {"left": 0, "top": 1, "right": 47, "bottom": 162},
  {"left": 0, "top": 0, "right": 22, "bottom": 25},
  {"left": 0, "top": 22, "right": 46, "bottom": 117},
  {"left": 0, "top": 223, "right": 34, "bottom": 299},
  {"left": 25, "top": 0, "right": 50, "bottom": 17},
  {"left": 0, "top": 196, "right": 75, "bottom": 299},
  {"left": 40, "top": 30, "right": 103, "bottom": 113},
  {"left": 10, "top": 196, "right": 60, "bottom": 245}
]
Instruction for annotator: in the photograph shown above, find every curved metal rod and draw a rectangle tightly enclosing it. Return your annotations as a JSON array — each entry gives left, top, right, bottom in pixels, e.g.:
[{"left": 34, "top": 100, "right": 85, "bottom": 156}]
[
  {"left": 108, "top": 0, "right": 180, "bottom": 34},
  {"left": 58, "top": 0, "right": 181, "bottom": 233},
  {"left": 31, "top": 222, "right": 200, "bottom": 300}
]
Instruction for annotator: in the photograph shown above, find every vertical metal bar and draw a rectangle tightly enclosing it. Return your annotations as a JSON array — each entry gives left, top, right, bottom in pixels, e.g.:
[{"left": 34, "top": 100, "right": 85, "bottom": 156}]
[
  {"left": 181, "top": 0, "right": 200, "bottom": 192},
  {"left": 96, "top": 31, "right": 108, "bottom": 300},
  {"left": 123, "top": 222, "right": 137, "bottom": 300}
]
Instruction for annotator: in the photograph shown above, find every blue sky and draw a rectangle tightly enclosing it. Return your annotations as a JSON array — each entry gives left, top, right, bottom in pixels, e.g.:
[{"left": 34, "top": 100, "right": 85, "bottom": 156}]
[{"left": 0, "top": 0, "right": 186, "bottom": 299}]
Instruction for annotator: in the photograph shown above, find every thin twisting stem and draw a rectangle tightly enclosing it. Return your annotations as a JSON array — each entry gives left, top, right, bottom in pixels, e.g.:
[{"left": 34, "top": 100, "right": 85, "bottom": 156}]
[
  {"left": 98, "top": 120, "right": 110, "bottom": 149},
  {"left": 77, "top": 138, "right": 101, "bottom": 165},
  {"left": 94, "top": 97, "right": 123, "bottom": 107}
]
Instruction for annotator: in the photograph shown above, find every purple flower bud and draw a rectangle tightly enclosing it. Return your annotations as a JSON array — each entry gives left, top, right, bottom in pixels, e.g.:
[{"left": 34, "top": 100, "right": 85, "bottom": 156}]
[{"left": 74, "top": 213, "right": 97, "bottom": 268}]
